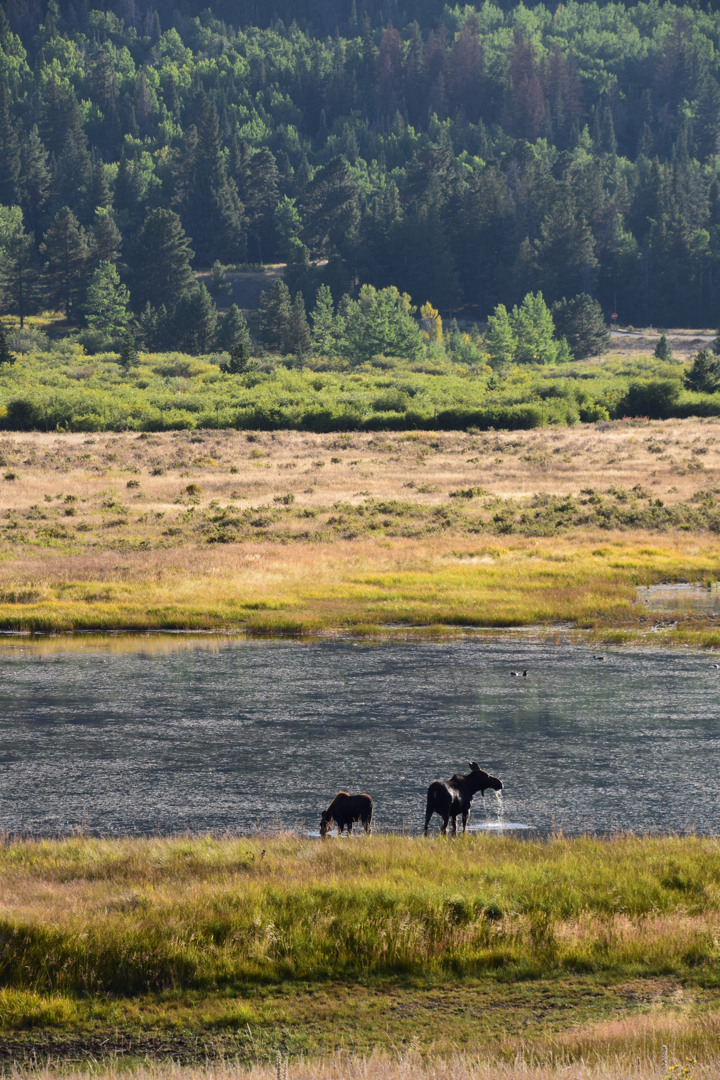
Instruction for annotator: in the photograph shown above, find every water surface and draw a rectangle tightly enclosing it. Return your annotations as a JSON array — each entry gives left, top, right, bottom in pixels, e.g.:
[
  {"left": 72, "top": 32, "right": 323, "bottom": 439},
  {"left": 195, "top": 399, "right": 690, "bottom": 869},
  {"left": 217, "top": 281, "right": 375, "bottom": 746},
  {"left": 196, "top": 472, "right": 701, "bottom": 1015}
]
[{"left": 0, "top": 637, "right": 717, "bottom": 837}]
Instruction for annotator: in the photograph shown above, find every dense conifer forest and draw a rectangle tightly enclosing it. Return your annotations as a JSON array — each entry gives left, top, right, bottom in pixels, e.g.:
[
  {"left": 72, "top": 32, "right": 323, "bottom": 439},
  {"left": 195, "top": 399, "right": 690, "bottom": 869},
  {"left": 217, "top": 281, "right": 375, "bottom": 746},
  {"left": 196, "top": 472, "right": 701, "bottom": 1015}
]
[{"left": 2, "top": 0, "right": 720, "bottom": 354}]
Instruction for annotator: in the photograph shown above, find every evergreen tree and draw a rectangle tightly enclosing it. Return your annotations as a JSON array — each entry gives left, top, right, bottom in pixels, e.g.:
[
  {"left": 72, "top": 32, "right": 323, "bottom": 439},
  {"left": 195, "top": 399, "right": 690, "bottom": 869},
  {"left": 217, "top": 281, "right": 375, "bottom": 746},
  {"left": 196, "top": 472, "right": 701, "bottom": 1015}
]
[
  {"left": 118, "top": 329, "right": 139, "bottom": 370},
  {"left": 283, "top": 291, "right": 312, "bottom": 357},
  {"left": 138, "top": 302, "right": 170, "bottom": 351},
  {"left": 243, "top": 146, "right": 280, "bottom": 263},
  {"left": 20, "top": 126, "right": 51, "bottom": 238},
  {"left": 128, "top": 209, "right": 194, "bottom": 310},
  {"left": 0, "top": 207, "right": 41, "bottom": 328},
  {"left": 0, "top": 325, "right": 16, "bottom": 366},
  {"left": 654, "top": 334, "right": 673, "bottom": 361},
  {"left": 84, "top": 261, "right": 130, "bottom": 338},
  {"left": 486, "top": 304, "right": 517, "bottom": 368},
  {"left": 221, "top": 338, "right": 252, "bottom": 374},
  {"left": 0, "top": 81, "right": 21, "bottom": 207},
  {"left": 259, "top": 279, "right": 292, "bottom": 350},
  {"left": 551, "top": 294, "right": 609, "bottom": 359},
  {"left": 215, "top": 304, "right": 250, "bottom": 352},
  {"left": 173, "top": 100, "right": 245, "bottom": 265},
  {"left": 40, "top": 207, "right": 90, "bottom": 321},
  {"left": 171, "top": 285, "right": 217, "bottom": 354},
  {"left": 83, "top": 160, "right": 111, "bottom": 223},
  {"left": 511, "top": 292, "right": 559, "bottom": 364},
  {"left": 685, "top": 349, "right": 720, "bottom": 393},
  {"left": 90, "top": 210, "right": 122, "bottom": 267},
  {"left": 311, "top": 284, "right": 337, "bottom": 356}
]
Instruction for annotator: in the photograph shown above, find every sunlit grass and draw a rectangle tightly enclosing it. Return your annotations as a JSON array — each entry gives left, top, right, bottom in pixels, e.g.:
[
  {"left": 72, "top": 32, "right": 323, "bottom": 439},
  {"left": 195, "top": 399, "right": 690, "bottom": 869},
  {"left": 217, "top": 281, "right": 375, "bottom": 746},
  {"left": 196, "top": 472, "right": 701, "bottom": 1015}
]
[
  {"left": 0, "top": 533, "right": 715, "bottom": 639},
  {"left": 0, "top": 834, "right": 719, "bottom": 993}
]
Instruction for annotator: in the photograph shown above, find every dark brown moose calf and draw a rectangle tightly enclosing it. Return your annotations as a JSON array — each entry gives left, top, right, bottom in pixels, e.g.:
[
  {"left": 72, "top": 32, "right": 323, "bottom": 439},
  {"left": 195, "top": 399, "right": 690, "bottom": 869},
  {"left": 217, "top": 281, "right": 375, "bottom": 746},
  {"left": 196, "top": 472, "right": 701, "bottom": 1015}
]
[
  {"left": 423, "top": 762, "right": 503, "bottom": 836},
  {"left": 320, "top": 792, "right": 373, "bottom": 837}
]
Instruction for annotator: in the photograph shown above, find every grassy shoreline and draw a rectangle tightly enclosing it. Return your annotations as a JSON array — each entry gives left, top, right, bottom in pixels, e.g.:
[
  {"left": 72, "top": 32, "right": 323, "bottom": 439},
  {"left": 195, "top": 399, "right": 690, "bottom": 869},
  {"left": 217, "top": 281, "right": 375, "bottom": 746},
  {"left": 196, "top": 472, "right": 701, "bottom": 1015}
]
[
  {"left": 0, "top": 835, "right": 719, "bottom": 1067},
  {"left": 0, "top": 422, "right": 718, "bottom": 640}
]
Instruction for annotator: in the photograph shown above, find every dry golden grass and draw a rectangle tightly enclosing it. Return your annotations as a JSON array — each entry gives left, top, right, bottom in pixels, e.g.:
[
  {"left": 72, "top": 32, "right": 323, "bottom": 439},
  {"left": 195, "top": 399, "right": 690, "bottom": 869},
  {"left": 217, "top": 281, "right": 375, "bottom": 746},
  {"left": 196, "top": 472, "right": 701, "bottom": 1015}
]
[
  {"left": 0, "top": 420, "right": 719, "bottom": 635},
  {"left": 0, "top": 419, "right": 719, "bottom": 521},
  {"left": 2, "top": 1046, "right": 718, "bottom": 1079}
]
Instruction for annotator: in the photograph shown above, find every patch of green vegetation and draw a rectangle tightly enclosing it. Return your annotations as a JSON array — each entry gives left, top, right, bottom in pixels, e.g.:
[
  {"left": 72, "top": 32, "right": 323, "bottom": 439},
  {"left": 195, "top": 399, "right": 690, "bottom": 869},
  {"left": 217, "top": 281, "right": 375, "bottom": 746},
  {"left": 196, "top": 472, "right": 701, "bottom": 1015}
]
[{"left": 0, "top": 347, "right": 713, "bottom": 433}]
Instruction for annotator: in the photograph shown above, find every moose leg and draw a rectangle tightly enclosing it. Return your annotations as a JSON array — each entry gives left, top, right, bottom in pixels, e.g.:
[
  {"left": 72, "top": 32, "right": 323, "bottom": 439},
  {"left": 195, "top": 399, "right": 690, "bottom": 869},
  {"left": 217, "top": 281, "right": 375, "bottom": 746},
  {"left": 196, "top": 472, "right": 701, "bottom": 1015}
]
[
  {"left": 450, "top": 816, "right": 457, "bottom": 837},
  {"left": 462, "top": 811, "right": 469, "bottom": 833},
  {"left": 441, "top": 815, "right": 449, "bottom": 835},
  {"left": 363, "top": 817, "right": 371, "bottom": 834},
  {"left": 423, "top": 806, "right": 434, "bottom": 836},
  {"left": 347, "top": 822, "right": 353, "bottom": 835}
]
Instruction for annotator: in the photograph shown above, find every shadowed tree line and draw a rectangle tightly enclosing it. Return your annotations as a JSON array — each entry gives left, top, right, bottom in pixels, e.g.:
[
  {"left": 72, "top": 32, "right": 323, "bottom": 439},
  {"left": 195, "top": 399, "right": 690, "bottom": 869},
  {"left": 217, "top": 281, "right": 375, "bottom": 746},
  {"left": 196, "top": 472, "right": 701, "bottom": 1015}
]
[{"left": 3, "top": 0, "right": 720, "bottom": 338}]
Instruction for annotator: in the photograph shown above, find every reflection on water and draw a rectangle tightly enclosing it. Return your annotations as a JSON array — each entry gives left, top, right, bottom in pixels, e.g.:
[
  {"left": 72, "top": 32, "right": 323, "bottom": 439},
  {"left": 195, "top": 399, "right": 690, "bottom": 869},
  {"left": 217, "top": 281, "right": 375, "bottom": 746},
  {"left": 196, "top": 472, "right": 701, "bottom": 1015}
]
[
  {"left": 638, "top": 583, "right": 720, "bottom": 613},
  {"left": 0, "top": 637, "right": 717, "bottom": 837}
]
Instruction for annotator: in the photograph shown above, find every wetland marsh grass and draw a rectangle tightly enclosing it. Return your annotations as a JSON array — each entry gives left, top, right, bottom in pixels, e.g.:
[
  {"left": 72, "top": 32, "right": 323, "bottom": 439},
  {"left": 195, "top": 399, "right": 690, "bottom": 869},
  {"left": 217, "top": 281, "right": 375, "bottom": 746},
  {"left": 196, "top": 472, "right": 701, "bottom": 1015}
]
[{"left": 0, "top": 834, "right": 719, "bottom": 995}]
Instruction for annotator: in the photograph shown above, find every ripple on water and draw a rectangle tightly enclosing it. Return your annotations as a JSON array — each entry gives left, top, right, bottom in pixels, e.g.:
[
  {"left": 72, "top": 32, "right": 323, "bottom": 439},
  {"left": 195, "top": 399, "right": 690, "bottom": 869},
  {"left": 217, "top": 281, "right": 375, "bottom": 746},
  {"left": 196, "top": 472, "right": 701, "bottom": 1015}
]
[{"left": 0, "top": 637, "right": 717, "bottom": 837}]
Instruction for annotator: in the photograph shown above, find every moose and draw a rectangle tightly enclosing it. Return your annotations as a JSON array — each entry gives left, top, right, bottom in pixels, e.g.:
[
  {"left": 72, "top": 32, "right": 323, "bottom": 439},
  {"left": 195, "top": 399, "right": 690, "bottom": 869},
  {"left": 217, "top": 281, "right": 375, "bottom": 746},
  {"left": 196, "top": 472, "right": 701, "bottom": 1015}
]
[
  {"left": 320, "top": 792, "right": 373, "bottom": 837},
  {"left": 423, "top": 762, "right": 503, "bottom": 836}
]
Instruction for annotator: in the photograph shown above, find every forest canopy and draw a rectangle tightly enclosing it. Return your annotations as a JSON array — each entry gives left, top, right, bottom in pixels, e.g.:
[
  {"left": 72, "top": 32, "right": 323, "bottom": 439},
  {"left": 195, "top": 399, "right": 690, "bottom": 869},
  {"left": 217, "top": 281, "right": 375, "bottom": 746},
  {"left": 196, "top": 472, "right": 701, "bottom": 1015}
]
[{"left": 1, "top": 0, "right": 720, "bottom": 335}]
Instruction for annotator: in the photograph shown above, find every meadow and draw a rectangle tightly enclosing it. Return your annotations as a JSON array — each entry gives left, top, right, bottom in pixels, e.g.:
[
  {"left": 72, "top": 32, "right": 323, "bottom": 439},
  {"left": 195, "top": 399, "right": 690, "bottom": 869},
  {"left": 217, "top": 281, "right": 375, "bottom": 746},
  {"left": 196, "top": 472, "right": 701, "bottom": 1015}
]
[
  {"left": 0, "top": 418, "right": 719, "bottom": 640},
  {"left": 0, "top": 834, "right": 720, "bottom": 1072}
]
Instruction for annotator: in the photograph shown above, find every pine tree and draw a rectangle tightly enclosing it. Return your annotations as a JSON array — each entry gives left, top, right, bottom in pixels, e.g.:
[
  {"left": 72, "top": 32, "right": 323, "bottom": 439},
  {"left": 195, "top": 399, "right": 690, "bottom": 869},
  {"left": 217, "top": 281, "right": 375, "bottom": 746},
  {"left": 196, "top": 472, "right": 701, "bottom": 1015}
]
[
  {"left": 40, "top": 207, "right": 90, "bottom": 321},
  {"left": 551, "top": 294, "right": 609, "bottom": 359},
  {"left": 215, "top": 304, "right": 250, "bottom": 352},
  {"left": 221, "top": 338, "right": 251, "bottom": 374},
  {"left": 173, "top": 99, "right": 245, "bottom": 265},
  {"left": 259, "top": 279, "right": 292, "bottom": 350},
  {"left": 90, "top": 210, "right": 122, "bottom": 267},
  {"left": 118, "top": 329, "right": 139, "bottom": 370},
  {"left": 128, "top": 209, "right": 194, "bottom": 310},
  {"left": 685, "top": 349, "right": 720, "bottom": 393},
  {"left": 83, "top": 160, "right": 112, "bottom": 223},
  {"left": 171, "top": 285, "right": 217, "bottom": 354},
  {"left": 0, "top": 207, "right": 41, "bottom": 328},
  {"left": 0, "top": 81, "right": 21, "bottom": 207},
  {"left": 84, "top": 261, "right": 130, "bottom": 338},
  {"left": 283, "top": 292, "right": 311, "bottom": 357},
  {"left": 311, "top": 284, "right": 337, "bottom": 356},
  {"left": 0, "top": 325, "right": 16, "bottom": 366},
  {"left": 244, "top": 146, "right": 279, "bottom": 263},
  {"left": 20, "top": 125, "right": 51, "bottom": 238},
  {"left": 654, "top": 334, "right": 673, "bottom": 361},
  {"left": 511, "top": 292, "right": 559, "bottom": 364},
  {"left": 486, "top": 304, "right": 517, "bottom": 368}
]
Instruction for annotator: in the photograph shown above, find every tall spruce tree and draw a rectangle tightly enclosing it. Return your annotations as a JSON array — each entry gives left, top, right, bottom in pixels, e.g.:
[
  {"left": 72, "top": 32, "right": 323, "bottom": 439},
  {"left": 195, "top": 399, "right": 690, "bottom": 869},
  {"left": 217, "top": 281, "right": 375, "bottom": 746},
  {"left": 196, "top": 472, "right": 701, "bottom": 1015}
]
[
  {"left": 551, "top": 294, "right": 609, "bottom": 359},
  {"left": 259, "top": 279, "right": 292, "bottom": 350},
  {"left": 215, "top": 304, "right": 250, "bottom": 353},
  {"left": 0, "top": 207, "right": 41, "bottom": 328},
  {"left": 171, "top": 284, "right": 217, "bottom": 354},
  {"left": 20, "top": 126, "right": 51, "bottom": 239},
  {"left": 128, "top": 209, "right": 194, "bottom": 310},
  {"left": 283, "top": 292, "right": 312, "bottom": 357},
  {"left": 0, "top": 325, "right": 16, "bottom": 366},
  {"left": 0, "top": 81, "right": 21, "bottom": 207},
  {"left": 173, "top": 100, "right": 245, "bottom": 265},
  {"left": 40, "top": 207, "right": 90, "bottom": 321}
]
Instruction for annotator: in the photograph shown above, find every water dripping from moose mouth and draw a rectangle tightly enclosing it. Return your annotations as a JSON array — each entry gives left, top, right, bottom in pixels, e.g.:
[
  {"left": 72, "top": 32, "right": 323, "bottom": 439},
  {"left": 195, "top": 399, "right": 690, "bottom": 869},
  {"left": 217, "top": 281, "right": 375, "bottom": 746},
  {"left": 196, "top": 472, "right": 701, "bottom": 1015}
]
[{"left": 0, "top": 637, "right": 715, "bottom": 837}]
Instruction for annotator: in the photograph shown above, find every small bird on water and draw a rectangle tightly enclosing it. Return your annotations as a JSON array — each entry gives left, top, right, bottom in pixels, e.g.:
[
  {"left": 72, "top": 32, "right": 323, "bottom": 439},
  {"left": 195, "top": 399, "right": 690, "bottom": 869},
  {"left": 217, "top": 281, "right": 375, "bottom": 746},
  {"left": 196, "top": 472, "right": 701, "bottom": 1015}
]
[{"left": 510, "top": 670, "right": 528, "bottom": 677}]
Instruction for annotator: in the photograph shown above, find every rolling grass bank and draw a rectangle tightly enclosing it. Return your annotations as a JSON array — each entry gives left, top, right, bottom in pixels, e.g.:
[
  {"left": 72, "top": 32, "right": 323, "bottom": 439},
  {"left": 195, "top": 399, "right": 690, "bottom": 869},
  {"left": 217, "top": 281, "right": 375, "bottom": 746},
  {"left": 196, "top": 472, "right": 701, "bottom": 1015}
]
[{"left": 1, "top": 836, "right": 720, "bottom": 1067}]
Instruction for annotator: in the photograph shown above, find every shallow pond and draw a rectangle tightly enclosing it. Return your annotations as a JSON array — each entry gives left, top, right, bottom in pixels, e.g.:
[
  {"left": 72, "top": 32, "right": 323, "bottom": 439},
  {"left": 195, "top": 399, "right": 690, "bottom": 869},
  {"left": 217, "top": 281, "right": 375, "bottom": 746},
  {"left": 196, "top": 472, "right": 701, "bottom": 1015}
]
[{"left": 0, "top": 637, "right": 717, "bottom": 837}]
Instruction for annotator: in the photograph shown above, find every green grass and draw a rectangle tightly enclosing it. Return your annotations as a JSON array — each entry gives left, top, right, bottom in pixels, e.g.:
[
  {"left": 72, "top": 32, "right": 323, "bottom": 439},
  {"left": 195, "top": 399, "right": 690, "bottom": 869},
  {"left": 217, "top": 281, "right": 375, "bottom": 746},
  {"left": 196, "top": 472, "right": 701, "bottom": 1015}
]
[
  {"left": 1, "top": 834, "right": 719, "bottom": 994},
  {"left": 1, "top": 834, "right": 720, "bottom": 1065}
]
